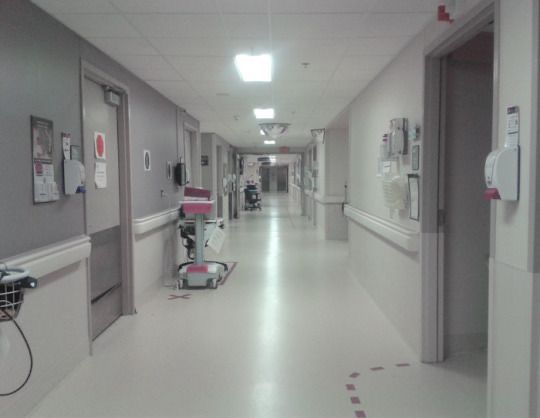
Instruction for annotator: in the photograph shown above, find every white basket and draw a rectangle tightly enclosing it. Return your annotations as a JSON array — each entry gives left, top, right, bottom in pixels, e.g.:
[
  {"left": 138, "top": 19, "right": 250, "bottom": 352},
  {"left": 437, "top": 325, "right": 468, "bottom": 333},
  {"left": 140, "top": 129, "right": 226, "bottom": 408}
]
[{"left": 0, "top": 268, "right": 30, "bottom": 321}]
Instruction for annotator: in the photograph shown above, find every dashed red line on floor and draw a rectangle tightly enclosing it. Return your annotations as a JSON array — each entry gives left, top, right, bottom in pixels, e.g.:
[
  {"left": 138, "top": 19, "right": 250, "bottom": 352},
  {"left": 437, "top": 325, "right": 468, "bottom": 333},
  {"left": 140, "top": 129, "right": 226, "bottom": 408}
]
[{"left": 344, "top": 361, "right": 415, "bottom": 418}]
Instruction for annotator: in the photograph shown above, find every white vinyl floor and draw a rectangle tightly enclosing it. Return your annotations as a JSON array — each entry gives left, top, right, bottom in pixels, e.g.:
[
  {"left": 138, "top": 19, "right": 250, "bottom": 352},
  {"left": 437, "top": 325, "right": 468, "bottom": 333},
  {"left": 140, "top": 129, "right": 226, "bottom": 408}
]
[{"left": 28, "top": 193, "right": 486, "bottom": 418}]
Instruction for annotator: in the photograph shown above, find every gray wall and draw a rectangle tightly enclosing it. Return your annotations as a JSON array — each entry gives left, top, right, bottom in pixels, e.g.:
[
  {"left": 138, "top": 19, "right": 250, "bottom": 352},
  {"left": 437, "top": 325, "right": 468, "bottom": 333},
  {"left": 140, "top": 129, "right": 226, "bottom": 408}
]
[
  {"left": 0, "top": 0, "right": 84, "bottom": 259},
  {"left": 0, "top": 0, "right": 198, "bottom": 259}
]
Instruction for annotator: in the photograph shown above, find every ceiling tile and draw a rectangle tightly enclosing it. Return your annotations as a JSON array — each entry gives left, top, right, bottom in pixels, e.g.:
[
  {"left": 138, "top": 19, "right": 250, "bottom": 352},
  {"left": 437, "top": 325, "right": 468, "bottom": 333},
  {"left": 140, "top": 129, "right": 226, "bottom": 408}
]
[
  {"left": 53, "top": 14, "right": 140, "bottom": 37},
  {"left": 168, "top": 56, "right": 238, "bottom": 82},
  {"left": 324, "top": 79, "right": 369, "bottom": 98},
  {"left": 126, "top": 14, "right": 224, "bottom": 38},
  {"left": 32, "top": 0, "right": 117, "bottom": 14},
  {"left": 333, "top": 55, "right": 393, "bottom": 80},
  {"left": 111, "top": 0, "right": 217, "bottom": 14},
  {"left": 270, "top": 0, "right": 372, "bottom": 14},
  {"left": 114, "top": 54, "right": 172, "bottom": 69},
  {"left": 370, "top": 0, "right": 440, "bottom": 13},
  {"left": 358, "top": 13, "right": 434, "bottom": 37},
  {"left": 87, "top": 37, "right": 159, "bottom": 56},
  {"left": 131, "top": 67, "right": 183, "bottom": 81},
  {"left": 347, "top": 37, "right": 412, "bottom": 56},
  {"left": 271, "top": 14, "right": 369, "bottom": 39},
  {"left": 218, "top": 0, "right": 268, "bottom": 14},
  {"left": 150, "top": 38, "right": 229, "bottom": 57},
  {"left": 221, "top": 14, "right": 269, "bottom": 39}
]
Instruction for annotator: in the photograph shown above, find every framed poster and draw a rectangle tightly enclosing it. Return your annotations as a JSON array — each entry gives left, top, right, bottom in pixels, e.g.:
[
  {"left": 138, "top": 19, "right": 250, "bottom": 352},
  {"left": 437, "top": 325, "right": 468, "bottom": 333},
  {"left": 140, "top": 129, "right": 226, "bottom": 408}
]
[
  {"left": 31, "top": 116, "right": 59, "bottom": 203},
  {"left": 31, "top": 116, "right": 53, "bottom": 161},
  {"left": 408, "top": 174, "right": 420, "bottom": 221}
]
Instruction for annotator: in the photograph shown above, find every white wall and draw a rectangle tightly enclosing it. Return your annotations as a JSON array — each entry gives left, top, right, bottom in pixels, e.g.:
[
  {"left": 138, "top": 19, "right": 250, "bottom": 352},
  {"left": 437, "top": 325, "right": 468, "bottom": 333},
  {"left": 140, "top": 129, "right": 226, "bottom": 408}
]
[
  {"left": 347, "top": 31, "right": 424, "bottom": 353},
  {"left": 488, "top": 1, "right": 540, "bottom": 416},
  {"left": 0, "top": 238, "right": 90, "bottom": 418},
  {"left": 133, "top": 218, "right": 183, "bottom": 307},
  {"left": 344, "top": 0, "right": 540, "bottom": 416}
]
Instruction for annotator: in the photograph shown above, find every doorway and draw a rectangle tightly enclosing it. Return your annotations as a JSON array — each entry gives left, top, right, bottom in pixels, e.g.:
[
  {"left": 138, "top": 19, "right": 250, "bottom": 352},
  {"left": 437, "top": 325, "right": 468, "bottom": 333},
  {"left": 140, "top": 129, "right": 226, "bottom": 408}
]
[
  {"left": 441, "top": 31, "right": 494, "bottom": 358},
  {"left": 260, "top": 166, "right": 288, "bottom": 192},
  {"left": 81, "top": 64, "right": 134, "bottom": 340},
  {"left": 421, "top": 6, "right": 495, "bottom": 362}
]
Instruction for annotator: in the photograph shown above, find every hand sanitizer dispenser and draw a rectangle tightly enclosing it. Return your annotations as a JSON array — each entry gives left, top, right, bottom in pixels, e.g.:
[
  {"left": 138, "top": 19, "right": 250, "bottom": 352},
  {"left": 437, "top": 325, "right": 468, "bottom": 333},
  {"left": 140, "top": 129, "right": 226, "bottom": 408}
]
[
  {"left": 484, "top": 146, "right": 519, "bottom": 201},
  {"left": 64, "top": 160, "right": 86, "bottom": 195}
]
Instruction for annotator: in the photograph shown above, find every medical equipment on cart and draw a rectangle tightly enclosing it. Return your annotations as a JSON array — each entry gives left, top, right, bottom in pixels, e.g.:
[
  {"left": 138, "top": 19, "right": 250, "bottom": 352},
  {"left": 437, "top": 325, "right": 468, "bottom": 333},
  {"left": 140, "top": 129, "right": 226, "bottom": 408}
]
[
  {"left": 177, "top": 187, "right": 228, "bottom": 289},
  {"left": 244, "top": 184, "right": 262, "bottom": 211}
]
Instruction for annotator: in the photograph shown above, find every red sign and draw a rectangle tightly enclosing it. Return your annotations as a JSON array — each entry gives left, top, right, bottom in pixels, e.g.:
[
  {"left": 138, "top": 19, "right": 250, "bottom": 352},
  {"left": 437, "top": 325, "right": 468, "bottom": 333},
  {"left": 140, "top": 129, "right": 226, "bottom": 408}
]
[
  {"left": 279, "top": 146, "right": 290, "bottom": 153},
  {"left": 94, "top": 132, "right": 106, "bottom": 159}
]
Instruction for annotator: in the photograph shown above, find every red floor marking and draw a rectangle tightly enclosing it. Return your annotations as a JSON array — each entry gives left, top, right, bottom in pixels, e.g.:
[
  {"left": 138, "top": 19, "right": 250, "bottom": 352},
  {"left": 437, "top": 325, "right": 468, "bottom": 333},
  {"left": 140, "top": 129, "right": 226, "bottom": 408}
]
[
  {"left": 396, "top": 363, "right": 410, "bottom": 367},
  {"left": 370, "top": 366, "right": 384, "bottom": 371},
  {"left": 354, "top": 411, "right": 367, "bottom": 418},
  {"left": 349, "top": 372, "right": 360, "bottom": 378},
  {"left": 346, "top": 384, "right": 356, "bottom": 391},
  {"left": 168, "top": 294, "right": 191, "bottom": 300},
  {"left": 350, "top": 396, "right": 361, "bottom": 404}
]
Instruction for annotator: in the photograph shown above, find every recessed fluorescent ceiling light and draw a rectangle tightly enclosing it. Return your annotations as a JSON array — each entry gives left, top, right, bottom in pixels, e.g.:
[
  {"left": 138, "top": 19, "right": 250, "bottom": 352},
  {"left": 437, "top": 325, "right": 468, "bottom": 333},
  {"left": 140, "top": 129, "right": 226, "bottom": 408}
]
[
  {"left": 234, "top": 54, "right": 272, "bottom": 82},
  {"left": 264, "top": 140, "right": 276, "bottom": 145},
  {"left": 254, "top": 108, "right": 274, "bottom": 119}
]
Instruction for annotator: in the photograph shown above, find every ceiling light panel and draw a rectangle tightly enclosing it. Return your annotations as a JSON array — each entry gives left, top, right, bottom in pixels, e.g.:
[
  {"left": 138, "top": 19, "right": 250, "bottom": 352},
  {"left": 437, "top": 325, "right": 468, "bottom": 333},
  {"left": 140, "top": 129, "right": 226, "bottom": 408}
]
[
  {"left": 254, "top": 108, "right": 275, "bottom": 119},
  {"left": 235, "top": 54, "right": 272, "bottom": 82},
  {"left": 264, "top": 140, "right": 276, "bottom": 145}
]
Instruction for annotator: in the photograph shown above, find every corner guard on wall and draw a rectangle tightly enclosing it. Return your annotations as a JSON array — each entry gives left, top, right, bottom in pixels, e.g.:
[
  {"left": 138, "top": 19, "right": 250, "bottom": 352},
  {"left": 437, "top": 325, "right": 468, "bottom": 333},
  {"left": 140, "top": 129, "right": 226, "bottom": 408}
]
[
  {"left": 133, "top": 207, "right": 179, "bottom": 236},
  {"left": 3, "top": 235, "right": 91, "bottom": 279},
  {"left": 344, "top": 205, "right": 419, "bottom": 252}
]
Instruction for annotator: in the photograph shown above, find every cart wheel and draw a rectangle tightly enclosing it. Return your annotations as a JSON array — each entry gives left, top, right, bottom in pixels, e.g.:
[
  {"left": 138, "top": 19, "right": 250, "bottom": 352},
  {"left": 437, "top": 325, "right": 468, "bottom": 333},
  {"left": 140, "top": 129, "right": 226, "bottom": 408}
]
[{"left": 208, "top": 278, "right": 218, "bottom": 289}]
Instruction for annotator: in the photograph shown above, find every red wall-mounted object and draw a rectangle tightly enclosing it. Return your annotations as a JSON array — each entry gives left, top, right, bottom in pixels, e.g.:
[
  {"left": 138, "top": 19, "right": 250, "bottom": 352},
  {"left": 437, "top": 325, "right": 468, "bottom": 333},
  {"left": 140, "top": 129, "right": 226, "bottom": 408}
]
[
  {"left": 438, "top": 4, "right": 453, "bottom": 22},
  {"left": 484, "top": 188, "right": 501, "bottom": 200}
]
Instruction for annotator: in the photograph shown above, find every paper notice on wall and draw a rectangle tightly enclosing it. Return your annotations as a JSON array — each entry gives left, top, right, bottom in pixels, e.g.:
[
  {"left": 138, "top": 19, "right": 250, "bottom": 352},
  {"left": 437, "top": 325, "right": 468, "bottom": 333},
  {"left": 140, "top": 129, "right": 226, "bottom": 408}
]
[
  {"left": 505, "top": 106, "right": 519, "bottom": 148},
  {"left": 207, "top": 227, "right": 226, "bottom": 254},
  {"left": 62, "top": 133, "right": 71, "bottom": 160},
  {"left": 95, "top": 162, "right": 107, "bottom": 188}
]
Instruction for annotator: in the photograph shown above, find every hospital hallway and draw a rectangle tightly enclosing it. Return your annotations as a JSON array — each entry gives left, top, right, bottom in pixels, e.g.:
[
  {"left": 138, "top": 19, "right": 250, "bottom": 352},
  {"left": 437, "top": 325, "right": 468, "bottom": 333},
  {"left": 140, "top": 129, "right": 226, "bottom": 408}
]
[{"left": 28, "top": 193, "right": 486, "bottom": 418}]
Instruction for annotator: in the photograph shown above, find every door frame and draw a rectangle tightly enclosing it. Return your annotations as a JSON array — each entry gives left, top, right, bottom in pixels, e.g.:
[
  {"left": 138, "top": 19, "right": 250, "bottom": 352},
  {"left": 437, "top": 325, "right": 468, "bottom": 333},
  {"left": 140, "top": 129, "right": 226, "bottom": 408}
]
[
  {"left": 183, "top": 116, "right": 201, "bottom": 188},
  {"left": 80, "top": 61, "right": 135, "bottom": 346},
  {"left": 420, "top": 0, "right": 497, "bottom": 362}
]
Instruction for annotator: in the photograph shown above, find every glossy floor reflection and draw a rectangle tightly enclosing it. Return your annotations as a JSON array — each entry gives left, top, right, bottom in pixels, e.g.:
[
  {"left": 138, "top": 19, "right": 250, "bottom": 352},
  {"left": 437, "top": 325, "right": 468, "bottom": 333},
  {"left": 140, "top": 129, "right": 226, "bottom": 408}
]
[{"left": 29, "top": 193, "right": 486, "bottom": 418}]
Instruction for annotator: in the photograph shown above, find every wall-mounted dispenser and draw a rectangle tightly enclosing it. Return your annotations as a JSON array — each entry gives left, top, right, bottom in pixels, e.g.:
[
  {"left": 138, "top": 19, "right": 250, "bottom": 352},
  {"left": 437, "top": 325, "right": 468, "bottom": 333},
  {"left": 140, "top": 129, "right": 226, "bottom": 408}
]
[
  {"left": 63, "top": 159, "right": 86, "bottom": 194},
  {"left": 389, "top": 118, "right": 408, "bottom": 157},
  {"left": 484, "top": 146, "right": 519, "bottom": 200},
  {"left": 484, "top": 106, "right": 520, "bottom": 201}
]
